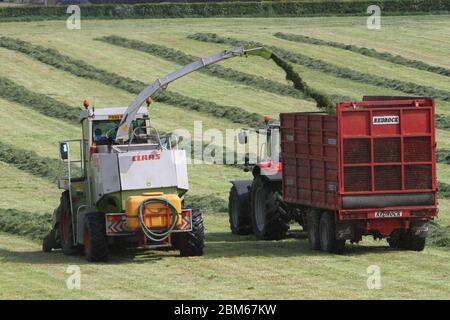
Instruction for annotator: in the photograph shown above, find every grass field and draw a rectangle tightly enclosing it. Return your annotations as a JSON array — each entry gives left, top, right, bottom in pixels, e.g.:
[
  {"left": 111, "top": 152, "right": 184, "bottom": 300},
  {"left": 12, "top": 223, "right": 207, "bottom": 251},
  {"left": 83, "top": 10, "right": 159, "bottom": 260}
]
[{"left": 1, "top": 14, "right": 450, "bottom": 299}]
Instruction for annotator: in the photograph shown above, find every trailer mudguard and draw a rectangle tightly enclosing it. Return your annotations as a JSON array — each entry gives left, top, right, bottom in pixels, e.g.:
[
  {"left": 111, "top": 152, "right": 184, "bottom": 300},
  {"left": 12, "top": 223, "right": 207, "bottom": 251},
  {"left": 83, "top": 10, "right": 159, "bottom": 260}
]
[{"left": 342, "top": 193, "right": 435, "bottom": 209}]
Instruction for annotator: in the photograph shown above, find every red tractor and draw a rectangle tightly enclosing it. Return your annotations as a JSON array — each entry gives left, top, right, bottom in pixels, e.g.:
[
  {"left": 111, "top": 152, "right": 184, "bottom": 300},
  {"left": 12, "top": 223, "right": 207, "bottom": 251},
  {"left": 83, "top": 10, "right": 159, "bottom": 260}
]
[{"left": 228, "top": 97, "right": 438, "bottom": 253}]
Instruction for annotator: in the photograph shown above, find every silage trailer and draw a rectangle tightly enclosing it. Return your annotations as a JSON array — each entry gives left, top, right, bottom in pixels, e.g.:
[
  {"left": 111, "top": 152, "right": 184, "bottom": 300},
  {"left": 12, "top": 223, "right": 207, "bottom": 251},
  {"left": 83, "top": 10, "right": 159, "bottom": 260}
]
[{"left": 229, "top": 97, "right": 438, "bottom": 253}]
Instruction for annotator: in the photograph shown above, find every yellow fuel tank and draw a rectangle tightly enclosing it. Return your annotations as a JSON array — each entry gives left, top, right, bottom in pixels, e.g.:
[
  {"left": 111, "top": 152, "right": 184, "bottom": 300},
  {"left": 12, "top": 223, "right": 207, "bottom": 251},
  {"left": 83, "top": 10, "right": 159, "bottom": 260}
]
[{"left": 125, "top": 192, "right": 182, "bottom": 232}]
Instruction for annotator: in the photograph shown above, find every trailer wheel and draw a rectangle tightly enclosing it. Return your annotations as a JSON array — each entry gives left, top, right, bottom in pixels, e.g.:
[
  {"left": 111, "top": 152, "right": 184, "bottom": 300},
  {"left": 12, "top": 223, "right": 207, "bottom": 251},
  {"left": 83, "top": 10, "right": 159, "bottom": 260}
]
[
  {"left": 42, "top": 230, "right": 57, "bottom": 253},
  {"left": 173, "top": 208, "right": 205, "bottom": 257},
  {"left": 228, "top": 185, "right": 252, "bottom": 235},
  {"left": 319, "top": 212, "right": 345, "bottom": 254},
  {"left": 59, "top": 191, "right": 82, "bottom": 256},
  {"left": 84, "top": 212, "right": 109, "bottom": 262},
  {"left": 251, "top": 176, "right": 288, "bottom": 240},
  {"left": 307, "top": 209, "right": 321, "bottom": 250},
  {"left": 397, "top": 234, "right": 426, "bottom": 251}
]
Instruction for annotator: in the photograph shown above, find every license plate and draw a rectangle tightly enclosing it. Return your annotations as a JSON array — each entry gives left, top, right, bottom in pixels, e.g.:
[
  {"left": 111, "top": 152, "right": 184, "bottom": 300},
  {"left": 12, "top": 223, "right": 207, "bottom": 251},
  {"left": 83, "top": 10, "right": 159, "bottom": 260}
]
[{"left": 374, "top": 210, "right": 403, "bottom": 218}]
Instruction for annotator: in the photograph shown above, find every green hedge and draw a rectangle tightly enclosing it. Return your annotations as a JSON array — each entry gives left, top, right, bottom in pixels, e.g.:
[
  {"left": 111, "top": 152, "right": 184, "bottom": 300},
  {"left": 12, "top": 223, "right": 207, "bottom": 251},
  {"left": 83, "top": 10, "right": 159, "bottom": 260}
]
[
  {"left": 275, "top": 32, "right": 450, "bottom": 79},
  {"left": 0, "top": 36, "right": 263, "bottom": 128},
  {"left": 1, "top": 1, "right": 450, "bottom": 21},
  {"left": 96, "top": 35, "right": 307, "bottom": 101}
]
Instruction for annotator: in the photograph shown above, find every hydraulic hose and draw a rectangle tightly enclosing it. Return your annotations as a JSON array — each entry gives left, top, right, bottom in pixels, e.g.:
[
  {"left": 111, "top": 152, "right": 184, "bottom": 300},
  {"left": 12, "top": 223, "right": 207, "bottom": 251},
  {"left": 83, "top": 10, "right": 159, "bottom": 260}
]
[{"left": 137, "top": 198, "right": 179, "bottom": 242}]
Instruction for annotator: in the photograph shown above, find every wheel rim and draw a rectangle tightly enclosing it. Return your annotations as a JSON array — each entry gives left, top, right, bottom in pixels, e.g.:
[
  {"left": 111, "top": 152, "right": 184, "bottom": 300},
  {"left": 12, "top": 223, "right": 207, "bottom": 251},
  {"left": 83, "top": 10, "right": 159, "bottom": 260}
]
[
  {"left": 61, "top": 208, "right": 70, "bottom": 243},
  {"left": 254, "top": 186, "right": 267, "bottom": 232}
]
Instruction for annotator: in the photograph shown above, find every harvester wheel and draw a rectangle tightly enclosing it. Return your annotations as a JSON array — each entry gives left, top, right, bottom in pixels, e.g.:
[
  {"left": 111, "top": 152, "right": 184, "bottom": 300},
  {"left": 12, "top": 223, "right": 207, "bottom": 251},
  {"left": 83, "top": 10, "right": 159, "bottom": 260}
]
[
  {"left": 42, "top": 230, "right": 58, "bottom": 253},
  {"left": 84, "top": 212, "right": 109, "bottom": 262},
  {"left": 228, "top": 185, "right": 252, "bottom": 235},
  {"left": 59, "top": 191, "right": 82, "bottom": 256},
  {"left": 307, "top": 209, "right": 321, "bottom": 250},
  {"left": 319, "top": 212, "right": 345, "bottom": 254},
  {"left": 173, "top": 208, "right": 204, "bottom": 257},
  {"left": 397, "top": 233, "right": 426, "bottom": 251},
  {"left": 250, "top": 176, "right": 288, "bottom": 240}
]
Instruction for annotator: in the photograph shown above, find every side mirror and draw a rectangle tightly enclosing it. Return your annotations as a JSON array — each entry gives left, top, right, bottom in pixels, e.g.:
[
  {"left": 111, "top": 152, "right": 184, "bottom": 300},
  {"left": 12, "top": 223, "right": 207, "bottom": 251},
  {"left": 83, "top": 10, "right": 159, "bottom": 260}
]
[
  {"left": 60, "top": 142, "right": 69, "bottom": 160},
  {"left": 238, "top": 131, "right": 248, "bottom": 145}
]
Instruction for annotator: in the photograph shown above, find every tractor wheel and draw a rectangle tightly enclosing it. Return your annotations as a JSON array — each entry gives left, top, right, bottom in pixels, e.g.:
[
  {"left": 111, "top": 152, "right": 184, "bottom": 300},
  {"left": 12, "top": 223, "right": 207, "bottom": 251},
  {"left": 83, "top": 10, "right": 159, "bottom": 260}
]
[
  {"left": 59, "top": 191, "right": 82, "bottom": 256},
  {"left": 319, "top": 212, "right": 345, "bottom": 254},
  {"left": 250, "top": 176, "right": 288, "bottom": 240},
  {"left": 42, "top": 229, "right": 58, "bottom": 253},
  {"left": 83, "top": 212, "right": 109, "bottom": 262},
  {"left": 307, "top": 209, "right": 322, "bottom": 250},
  {"left": 173, "top": 208, "right": 205, "bottom": 257},
  {"left": 228, "top": 185, "right": 252, "bottom": 235}
]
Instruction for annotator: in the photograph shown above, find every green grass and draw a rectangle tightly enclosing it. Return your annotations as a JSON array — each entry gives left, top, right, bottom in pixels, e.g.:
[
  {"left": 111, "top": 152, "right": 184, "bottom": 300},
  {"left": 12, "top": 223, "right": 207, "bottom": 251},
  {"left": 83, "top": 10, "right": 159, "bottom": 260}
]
[{"left": 1, "top": 15, "right": 450, "bottom": 299}]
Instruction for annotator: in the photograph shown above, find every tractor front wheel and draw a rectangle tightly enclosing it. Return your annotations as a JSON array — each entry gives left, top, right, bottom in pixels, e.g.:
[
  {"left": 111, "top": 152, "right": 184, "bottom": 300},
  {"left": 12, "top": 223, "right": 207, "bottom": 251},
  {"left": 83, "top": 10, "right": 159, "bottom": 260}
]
[
  {"left": 173, "top": 208, "right": 205, "bottom": 257},
  {"left": 59, "top": 191, "right": 82, "bottom": 256},
  {"left": 228, "top": 185, "right": 252, "bottom": 235},
  {"left": 84, "top": 212, "right": 109, "bottom": 262}
]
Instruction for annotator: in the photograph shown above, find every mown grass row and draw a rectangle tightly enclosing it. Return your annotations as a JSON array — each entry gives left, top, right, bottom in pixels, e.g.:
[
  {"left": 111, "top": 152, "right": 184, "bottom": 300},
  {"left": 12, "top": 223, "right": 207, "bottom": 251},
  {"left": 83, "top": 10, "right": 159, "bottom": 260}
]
[
  {"left": 437, "top": 149, "right": 450, "bottom": 164},
  {"left": 429, "top": 221, "right": 450, "bottom": 247},
  {"left": 274, "top": 32, "right": 450, "bottom": 78},
  {"left": 0, "top": 77, "right": 79, "bottom": 123},
  {"left": 0, "top": 208, "right": 52, "bottom": 241},
  {"left": 187, "top": 33, "right": 450, "bottom": 102},
  {"left": 0, "top": 36, "right": 263, "bottom": 128},
  {"left": 96, "top": 35, "right": 307, "bottom": 101},
  {"left": 0, "top": 142, "right": 59, "bottom": 181}
]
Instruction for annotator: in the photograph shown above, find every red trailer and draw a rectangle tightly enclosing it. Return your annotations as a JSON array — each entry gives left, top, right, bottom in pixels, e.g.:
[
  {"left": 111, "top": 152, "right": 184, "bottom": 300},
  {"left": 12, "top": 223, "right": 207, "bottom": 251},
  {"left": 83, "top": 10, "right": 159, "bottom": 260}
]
[{"left": 280, "top": 97, "right": 438, "bottom": 252}]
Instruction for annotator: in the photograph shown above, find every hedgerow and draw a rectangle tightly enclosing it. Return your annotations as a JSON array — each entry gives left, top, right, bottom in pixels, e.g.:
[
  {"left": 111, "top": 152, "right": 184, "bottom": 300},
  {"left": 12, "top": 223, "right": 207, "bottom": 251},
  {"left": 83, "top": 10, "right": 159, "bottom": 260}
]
[
  {"left": 0, "top": 77, "right": 79, "bottom": 123},
  {"left": 0, "top": 1, "right": 449, "bottom": 22},
  {"left": 275, "top": 32, "right": 450, "bottom": 78},
  {"left": 96, "top": 35, "right": 307, "bottom": 101},
  {"left": 0, "top": 208, "right": 52, "bottom": 240},
  {"left": 188, "top": 33, "right": 450, "bottom": 102},
  {"left": 0, "top": 36, "right": 263, "bottom": 128}
]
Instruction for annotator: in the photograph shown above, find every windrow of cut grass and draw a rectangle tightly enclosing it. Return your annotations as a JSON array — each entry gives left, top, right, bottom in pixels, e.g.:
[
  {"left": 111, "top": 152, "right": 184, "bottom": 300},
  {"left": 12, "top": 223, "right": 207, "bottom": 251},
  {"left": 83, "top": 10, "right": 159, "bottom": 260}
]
[
  {"left": 188, "top": 33, "right": 450, "bottom": 102},
  {"left": 437, "top": 150, "right": 450, "bottom": 164},
  {"left": 0, "top": 36, "right": 263, "bottom": 128},
  {"left": 0, "top": 142, "right": 59, "bottom": 181},
  {"left": 0, "top": 77, "right": 79, "bottom": 123},
  {"left": 96, "top": 35, "right": 307, "bottom": 101},
  {"left": 0, "top": 208, "right": 51, "bottom": 241},
  {"left": 274, "top": 32, "right": 450, "bottom": 79}
]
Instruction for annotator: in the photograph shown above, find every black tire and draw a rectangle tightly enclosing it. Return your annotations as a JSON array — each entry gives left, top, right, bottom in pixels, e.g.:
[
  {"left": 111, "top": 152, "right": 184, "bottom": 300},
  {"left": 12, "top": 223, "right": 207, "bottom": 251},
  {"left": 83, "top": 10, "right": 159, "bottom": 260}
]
[
  {"left": 173, "top": 208, "right": 204, "bottom": 257},
  {"left": 84, "top": 212, "right": 109, "bottom": 262},
  {"left": 250, "top": 176, "right": 288, "bottom": 240},
  {"left": 42, "top": 230, "right": 57, "bottom": 253},
  {"left": 319, "top": 212, "right": 345, "bottom": 254},
  {"left": 396, "top": 233, "right": 426, "bottom": 251},
  {"left": 307, "top": 209, "right": 321, "bottom": 250},
  {"left": 59, "top": 191, "right": 82, "bottom": 255},
  {"left": 228, "top": 185, "right": 252, "bottom": 235}
]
